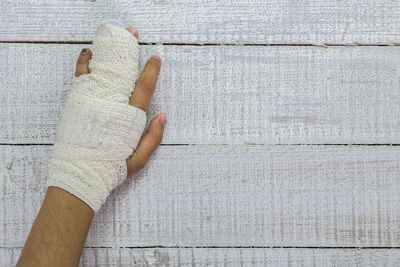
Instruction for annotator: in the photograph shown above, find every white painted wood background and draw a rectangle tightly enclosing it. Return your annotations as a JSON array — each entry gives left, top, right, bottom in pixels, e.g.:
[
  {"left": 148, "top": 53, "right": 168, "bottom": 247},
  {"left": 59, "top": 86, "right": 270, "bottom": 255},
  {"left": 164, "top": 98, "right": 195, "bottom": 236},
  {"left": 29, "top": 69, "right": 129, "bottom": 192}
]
[
  {"left": 2, "top": 0, "right": 400, "bottom": 44},
  {"left": 2, "top": 44, "right": 400, "bottom": 144},
  {"left": 1, "top": 0, "right": 400, "bottom": 266}
]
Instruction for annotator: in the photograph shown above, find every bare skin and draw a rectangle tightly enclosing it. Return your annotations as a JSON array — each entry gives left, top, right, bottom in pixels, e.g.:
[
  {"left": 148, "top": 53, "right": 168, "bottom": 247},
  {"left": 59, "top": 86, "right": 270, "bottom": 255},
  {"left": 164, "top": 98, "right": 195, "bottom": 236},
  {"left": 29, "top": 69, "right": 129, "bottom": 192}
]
[{"left": 17, "top": 27, "right": 165, "bottom": 266}]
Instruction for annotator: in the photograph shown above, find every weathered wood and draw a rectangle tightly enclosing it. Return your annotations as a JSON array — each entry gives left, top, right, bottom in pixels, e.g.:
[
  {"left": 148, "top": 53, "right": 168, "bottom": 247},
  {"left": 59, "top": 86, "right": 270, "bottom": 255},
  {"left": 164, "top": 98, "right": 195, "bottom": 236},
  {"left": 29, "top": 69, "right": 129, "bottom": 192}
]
[
  {"left": 1, "top": 44, "right": 399, "bottom": 144},
  {"left": 1, "top": 1, "right": 400, "bottom": 44},
  {"left": 1, "top": 145, "right": 400, "bottom": 247},
  {"left": 2, "top": 247, "right": 400, "bottom": 267}
]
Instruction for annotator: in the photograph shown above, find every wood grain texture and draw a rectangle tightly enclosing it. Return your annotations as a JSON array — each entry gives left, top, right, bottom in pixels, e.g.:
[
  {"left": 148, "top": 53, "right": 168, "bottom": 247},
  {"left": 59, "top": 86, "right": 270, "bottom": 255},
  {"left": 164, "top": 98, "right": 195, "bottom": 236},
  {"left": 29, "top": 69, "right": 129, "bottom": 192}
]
[
  {"left": 1, "top": 0, "right": 400, "bottom": 44},
  {"left": 1, "top": 44, "right": 400, "bottom": 144},
  {"left": 1, "top": 145, "right": 400, "bottom": 247},
  {"left": 2, "top": 247, "right": 400, "bottom": 267}
]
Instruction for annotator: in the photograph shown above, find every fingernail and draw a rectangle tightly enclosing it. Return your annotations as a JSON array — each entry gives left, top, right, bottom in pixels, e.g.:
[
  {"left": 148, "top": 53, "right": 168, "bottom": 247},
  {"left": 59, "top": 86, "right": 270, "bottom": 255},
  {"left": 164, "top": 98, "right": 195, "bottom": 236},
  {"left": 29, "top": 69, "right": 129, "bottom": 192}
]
[
  {"left": 151, "top": 55, "right": 162, "bottom": 62},
  {"left": 81, "top": 48, "right": 88, "bottom": 55},
  {"left": 127, "top": 28, "right": 138, "bottom": 38},
  {"left": 159, "top": 114, "right": 167, "bottom": 126}
]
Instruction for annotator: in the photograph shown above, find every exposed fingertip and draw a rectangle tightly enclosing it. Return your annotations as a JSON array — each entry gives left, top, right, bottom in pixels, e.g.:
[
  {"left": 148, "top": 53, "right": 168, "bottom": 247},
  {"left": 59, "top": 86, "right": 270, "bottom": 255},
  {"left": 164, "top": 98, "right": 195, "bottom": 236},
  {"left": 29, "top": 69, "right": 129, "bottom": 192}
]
[
  {"left": 159, "top": 113, "right": 167, "bottom": 126},
  {"left": 79, "top": 48, "right": 91, "bottom": 56},
  {"left": 127, "top": 27, "right": 139, "bottom": 38},
  {"left": 75, "top": 48, "right": 92, "bottom": 77},
  {"left": 151, "top": 55, "right": 162, "bottom": 63}
]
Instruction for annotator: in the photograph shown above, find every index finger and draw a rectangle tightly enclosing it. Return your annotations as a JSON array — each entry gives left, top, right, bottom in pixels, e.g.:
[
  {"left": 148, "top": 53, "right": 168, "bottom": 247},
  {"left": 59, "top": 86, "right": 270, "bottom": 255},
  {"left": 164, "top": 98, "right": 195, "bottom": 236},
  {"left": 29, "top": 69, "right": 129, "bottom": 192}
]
[{"left": 129, "top": 55, "right": 162, "bottom": 111}]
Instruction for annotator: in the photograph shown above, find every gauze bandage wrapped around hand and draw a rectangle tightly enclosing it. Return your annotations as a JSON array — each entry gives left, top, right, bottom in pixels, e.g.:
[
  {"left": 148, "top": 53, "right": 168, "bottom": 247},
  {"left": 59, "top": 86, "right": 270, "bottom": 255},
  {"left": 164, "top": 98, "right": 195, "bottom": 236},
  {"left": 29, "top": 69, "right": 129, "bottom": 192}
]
[{"left": 47, "top": 22, "right": 146, "bottom": 211}]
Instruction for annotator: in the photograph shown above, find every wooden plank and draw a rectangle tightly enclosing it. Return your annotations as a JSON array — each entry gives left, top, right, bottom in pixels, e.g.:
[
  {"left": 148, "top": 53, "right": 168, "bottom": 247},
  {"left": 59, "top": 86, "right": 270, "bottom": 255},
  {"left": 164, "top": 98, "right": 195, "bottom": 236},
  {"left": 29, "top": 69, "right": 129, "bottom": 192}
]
[
  {"left": 1, "top": 1, "right": 400, "bottom": 44},
  {"left": 1, "top": 44, "right": 400, "bottom": 144},
  {"left": 1, "top": 145, "right": 400, "bottom": 247},
  {"left": 2, "top": 247, "right": 400, "bottom": 267}
]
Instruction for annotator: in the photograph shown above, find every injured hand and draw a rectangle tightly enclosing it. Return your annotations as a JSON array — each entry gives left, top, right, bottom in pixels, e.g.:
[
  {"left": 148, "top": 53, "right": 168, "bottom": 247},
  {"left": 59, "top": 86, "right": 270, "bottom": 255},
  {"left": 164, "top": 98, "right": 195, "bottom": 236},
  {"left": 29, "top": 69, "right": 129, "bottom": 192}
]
[{"left": 47, "top": 21, "right": 166, "bottom": 211}]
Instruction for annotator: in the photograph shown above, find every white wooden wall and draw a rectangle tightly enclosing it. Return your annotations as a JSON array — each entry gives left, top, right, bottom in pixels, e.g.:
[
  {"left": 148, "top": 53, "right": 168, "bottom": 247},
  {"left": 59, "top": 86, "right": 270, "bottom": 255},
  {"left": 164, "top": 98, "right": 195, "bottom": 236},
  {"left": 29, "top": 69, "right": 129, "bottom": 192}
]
[{"left": 1, "top": 1, "right": 400, "bottom": 266}]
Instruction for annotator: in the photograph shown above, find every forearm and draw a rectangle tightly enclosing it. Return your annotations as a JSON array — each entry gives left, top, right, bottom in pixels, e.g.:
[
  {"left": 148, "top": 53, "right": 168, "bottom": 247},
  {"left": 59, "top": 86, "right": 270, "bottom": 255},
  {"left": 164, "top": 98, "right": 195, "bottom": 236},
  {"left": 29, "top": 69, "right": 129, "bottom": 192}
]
[{"left": 17, "top": 187, "right": 94, "bottom": 267}]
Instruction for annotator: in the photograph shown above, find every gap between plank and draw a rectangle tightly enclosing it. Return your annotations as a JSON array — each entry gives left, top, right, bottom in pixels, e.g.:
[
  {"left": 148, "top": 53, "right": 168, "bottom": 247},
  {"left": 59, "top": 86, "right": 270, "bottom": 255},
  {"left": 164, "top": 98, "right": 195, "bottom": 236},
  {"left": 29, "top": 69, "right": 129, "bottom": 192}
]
[
  {"left": 0, "top": 143, "right": 400, "bottom": 146},
  {"left": 2, "top": 246, "right": 400, "bottom": 250},
  {"left": 0, "top": 143, "right": 399, "bottom": 146},
  {"left": 0, "top": 40, "right": 399, "bottom": 47},
  {"left": 1, "top": 143, "right": 399, "bottom": 146}
]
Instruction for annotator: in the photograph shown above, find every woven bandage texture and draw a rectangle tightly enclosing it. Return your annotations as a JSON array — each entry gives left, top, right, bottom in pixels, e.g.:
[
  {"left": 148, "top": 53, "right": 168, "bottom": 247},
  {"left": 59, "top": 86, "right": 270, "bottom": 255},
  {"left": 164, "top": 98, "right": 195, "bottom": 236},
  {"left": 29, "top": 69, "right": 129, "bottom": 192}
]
[{"left": 47, "top": 22, "right": 146, "bottom": 211}]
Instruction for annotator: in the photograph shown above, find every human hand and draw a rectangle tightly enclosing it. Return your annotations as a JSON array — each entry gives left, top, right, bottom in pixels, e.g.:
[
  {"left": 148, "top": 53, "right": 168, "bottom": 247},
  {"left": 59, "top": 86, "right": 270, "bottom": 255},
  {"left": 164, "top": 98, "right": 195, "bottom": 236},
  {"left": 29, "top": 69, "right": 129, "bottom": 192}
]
[
  {"left": 47, "top": 21, "right": 166, "bottom": 211},
  {"left": 75, "top": 24, "right": 166, "bottom": 177}
]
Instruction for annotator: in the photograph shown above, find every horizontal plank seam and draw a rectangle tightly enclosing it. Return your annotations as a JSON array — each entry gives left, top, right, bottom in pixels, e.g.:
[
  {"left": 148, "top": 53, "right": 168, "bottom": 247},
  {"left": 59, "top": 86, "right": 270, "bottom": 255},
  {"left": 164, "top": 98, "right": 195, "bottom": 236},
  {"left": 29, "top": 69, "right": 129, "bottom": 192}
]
[
  {"left": 1, "top": 144, "right": 399, "bottom": 146},
  {"left": 1, "top": 41, "right": 400, "bottom": 47},
  {"left": 2, "top": 246, "right": 400, "bottom": 249}
]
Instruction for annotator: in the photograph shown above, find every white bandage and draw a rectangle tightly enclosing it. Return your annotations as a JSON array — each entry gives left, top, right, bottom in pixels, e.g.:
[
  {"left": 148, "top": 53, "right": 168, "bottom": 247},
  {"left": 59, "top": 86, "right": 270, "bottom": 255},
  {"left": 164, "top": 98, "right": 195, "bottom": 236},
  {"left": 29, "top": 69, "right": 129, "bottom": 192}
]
[{"left": 47, "top": 22, "right": 146, "bottom": 211}]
